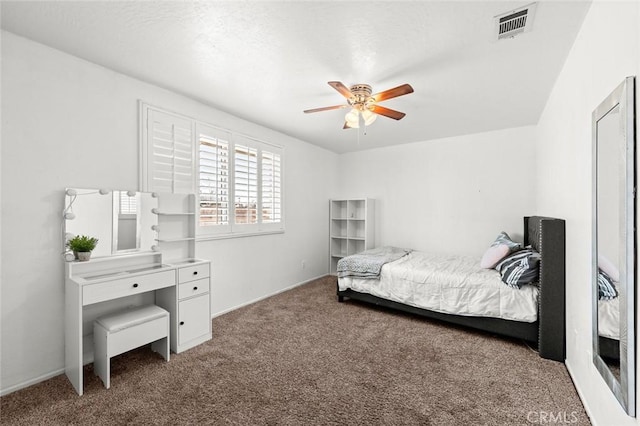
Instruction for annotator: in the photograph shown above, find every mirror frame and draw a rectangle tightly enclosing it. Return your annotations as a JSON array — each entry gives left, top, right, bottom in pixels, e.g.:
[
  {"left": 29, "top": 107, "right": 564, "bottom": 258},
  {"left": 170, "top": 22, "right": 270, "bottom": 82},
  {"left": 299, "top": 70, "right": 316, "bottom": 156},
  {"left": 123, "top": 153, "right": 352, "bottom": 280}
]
[
  {"left": 63, "top": 188, "right": 158, "bottom": 258},
  {"left": 592, "top": 76, "right": 636, "bottom": 416}
]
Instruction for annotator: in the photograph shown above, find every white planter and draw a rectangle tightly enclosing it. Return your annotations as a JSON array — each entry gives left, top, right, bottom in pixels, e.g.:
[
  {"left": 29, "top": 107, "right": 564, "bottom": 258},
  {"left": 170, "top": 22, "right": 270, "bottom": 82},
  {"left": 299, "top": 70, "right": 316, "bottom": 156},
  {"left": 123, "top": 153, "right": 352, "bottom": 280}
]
[{"left": 77, "top": 252, "right": 92, "bottom": 262}]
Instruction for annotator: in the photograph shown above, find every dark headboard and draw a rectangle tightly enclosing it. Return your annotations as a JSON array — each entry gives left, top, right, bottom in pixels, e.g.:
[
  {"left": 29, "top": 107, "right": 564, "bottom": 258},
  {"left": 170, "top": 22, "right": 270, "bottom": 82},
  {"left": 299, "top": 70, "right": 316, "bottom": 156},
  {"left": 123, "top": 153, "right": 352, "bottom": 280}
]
[{"left": 524, "top": 216, "right": 566, "bottom": 361}]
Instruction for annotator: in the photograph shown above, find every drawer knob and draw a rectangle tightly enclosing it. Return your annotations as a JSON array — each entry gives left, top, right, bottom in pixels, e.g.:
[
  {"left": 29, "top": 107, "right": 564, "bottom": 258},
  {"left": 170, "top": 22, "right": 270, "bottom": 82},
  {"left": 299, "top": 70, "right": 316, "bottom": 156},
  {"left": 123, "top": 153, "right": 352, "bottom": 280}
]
[
  {"left": 193, "top": 286, "right": 198, "bottom": 291},
  {"left": 133, "top": 283, "right": 139, "bottom": 288},
  {"left": 193, "top": 271, "right": 198, "bottom": 275},
  {"left": 179, "top": 321, "right": 185, "bottom": 326}
]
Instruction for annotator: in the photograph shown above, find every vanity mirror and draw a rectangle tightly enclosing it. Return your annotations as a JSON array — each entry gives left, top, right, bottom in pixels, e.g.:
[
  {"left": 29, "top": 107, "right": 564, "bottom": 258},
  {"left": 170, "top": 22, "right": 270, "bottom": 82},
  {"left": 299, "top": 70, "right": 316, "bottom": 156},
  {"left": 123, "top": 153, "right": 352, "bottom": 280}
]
[
  {"left": 592, "top": 76, "right": 636, "bottom": 416},
  {"left": 63, "top": 188, "right": 158, "bottom": 258}
]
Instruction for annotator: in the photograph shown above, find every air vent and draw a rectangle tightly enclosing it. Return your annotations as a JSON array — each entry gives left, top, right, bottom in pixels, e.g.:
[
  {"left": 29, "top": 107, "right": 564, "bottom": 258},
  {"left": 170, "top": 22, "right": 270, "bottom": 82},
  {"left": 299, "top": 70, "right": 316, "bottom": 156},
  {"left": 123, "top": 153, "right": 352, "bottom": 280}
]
[{"left": 495, "top": 3, "right": 537, "bottom": 40}]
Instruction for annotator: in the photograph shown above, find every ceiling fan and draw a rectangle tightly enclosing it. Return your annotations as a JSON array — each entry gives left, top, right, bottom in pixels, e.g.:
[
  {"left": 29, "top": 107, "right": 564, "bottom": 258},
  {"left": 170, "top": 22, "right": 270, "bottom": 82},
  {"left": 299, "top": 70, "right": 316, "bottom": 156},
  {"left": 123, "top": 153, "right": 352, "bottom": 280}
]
[{"left": 304, "top": 81, "right": 414, "bottom": 129}]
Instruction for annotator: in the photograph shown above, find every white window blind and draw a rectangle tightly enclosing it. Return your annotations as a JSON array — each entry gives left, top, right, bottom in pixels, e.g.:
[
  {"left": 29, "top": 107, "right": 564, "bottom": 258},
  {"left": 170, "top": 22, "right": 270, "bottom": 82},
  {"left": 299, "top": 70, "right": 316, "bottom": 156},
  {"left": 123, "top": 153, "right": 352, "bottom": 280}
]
[
  {"left": 141, "top": 102, "right": 284, "bottom": 238},
  {"left": 119, "top": 191, "right": 137, "bottom": 215},
  {"left": 197, "top": 124, "right": 231, "bottom": 231},
  {"left": 261, "top": 149, "right": 282, "bottom": 224},
  {"left": 234, "top": 143, "right": 258, "bottom": 225},
  {"left": 145, "top": 108, "right": 194, "bottom": 194}
]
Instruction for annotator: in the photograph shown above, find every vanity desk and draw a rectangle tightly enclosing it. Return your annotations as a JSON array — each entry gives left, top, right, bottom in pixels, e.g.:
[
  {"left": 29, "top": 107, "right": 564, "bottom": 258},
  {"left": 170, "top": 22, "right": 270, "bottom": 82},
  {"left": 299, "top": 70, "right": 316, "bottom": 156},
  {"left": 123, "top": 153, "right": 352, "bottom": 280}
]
[{"left": 65, "top": 252, "right": 211, "bottom": 395}]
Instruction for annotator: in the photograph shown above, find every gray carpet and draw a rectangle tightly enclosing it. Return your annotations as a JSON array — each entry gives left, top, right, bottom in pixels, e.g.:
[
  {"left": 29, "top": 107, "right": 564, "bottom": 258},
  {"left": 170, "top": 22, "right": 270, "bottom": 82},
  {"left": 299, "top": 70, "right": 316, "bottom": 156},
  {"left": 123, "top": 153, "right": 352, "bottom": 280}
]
[{"left": 1, "top": 276, "right": 589, "bottom": 425}]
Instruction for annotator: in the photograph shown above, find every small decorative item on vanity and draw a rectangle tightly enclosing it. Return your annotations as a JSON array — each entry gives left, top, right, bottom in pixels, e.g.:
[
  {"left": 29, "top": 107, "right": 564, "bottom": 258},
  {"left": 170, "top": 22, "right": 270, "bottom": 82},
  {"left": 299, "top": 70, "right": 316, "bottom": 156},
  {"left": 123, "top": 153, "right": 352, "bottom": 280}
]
[{"left": 66, "top": 235, "right": 99, "bottom": 261}]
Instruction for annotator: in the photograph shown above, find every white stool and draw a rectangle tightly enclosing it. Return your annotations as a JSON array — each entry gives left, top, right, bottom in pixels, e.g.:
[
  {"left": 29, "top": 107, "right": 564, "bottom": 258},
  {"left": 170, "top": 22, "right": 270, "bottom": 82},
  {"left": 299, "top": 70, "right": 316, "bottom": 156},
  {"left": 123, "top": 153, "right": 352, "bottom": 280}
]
[{"left": 93, "top": 305, "right": 170, "bottom": 389}]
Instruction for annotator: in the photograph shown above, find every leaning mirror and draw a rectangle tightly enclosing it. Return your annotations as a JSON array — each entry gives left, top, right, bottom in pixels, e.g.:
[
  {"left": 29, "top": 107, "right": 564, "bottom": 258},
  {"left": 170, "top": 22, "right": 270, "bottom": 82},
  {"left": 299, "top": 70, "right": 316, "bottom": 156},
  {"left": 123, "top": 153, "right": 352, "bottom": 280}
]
[{"left": 592, "top": 76, "right": 636, "bottom": 416}]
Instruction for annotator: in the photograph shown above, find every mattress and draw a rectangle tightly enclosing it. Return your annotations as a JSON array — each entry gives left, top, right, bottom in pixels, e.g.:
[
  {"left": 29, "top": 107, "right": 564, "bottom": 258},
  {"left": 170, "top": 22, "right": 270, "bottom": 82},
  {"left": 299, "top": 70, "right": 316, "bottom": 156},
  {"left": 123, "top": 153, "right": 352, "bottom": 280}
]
[
  {"left": 338, "top": 251, "right": 539, "bottom": 322},
  {"left": 598, "top": 297, "right": 619, "bottom": 340}
]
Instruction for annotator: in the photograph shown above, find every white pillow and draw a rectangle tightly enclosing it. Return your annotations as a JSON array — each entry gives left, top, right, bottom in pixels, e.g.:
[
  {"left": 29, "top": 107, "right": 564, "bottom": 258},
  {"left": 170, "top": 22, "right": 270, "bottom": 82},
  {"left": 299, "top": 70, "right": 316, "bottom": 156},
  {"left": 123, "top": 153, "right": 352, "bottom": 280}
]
[
  {"left": 480, "top": 244, "right": 511, "bottom": 269},
  {"left": 598, "top": 254, "right": 620, "bottom": 282},
  {"left": 480, "top": 232, "right": 521, "bottom": 269}
]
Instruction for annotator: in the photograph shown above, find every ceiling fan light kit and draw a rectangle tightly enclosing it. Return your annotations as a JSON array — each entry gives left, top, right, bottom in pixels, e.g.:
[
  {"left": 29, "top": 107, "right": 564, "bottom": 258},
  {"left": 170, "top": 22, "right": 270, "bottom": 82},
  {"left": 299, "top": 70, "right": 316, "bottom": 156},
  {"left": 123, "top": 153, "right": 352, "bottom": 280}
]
[
  {"left": 304, "top": 81, "right": 414, "bottom": 129},
  {"left": 345, "top": 108, "right": 377, "bottom": 129}
]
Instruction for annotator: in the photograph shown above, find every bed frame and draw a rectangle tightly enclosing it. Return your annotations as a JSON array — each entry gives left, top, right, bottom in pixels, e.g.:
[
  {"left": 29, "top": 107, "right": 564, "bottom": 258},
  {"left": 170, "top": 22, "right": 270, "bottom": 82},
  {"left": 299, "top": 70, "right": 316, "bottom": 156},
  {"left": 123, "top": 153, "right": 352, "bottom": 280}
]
[
  {"left": 599, "top": 336, "right": 620, "bottom": 360},
  {"left": 337, "top": 216, "right": 566, "bottom": 362}
]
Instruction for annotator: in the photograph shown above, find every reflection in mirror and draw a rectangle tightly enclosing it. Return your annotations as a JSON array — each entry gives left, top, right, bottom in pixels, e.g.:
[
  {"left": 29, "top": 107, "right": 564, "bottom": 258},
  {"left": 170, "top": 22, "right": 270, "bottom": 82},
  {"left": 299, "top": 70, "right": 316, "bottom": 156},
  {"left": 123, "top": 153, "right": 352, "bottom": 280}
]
[
  {"left": 596, "top": 105, "right": 621, "bottom": 382},
  {"left": 64, "top": 188, "right": 158, "bottom": 258},
  {"left": 112, "top": 191, "right": 159, "bottom": 253},
  {"left": 113, "top": 191, "right": 138, "bottom": 251},
  {"left": 592, "top": 76, "right": 635, "bottom": 416},
  {"left": 63, "top": 188, "right": 113, "bottom": 258}
]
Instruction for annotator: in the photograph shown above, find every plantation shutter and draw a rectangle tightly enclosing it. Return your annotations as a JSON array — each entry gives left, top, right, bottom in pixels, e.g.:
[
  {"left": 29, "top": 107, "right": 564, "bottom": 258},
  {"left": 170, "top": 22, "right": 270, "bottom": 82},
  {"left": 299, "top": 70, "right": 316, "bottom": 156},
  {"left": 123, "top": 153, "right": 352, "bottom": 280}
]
[
  {"left": 145, "top": 108, "right": 194, "bottom": 194},
  {"left": 119, "top": 191, "right": 137, "bottom": 214},
  {"left": 141, "top": 102, "right": 284, "bottom": 237},
  {"left": 197, "top": 123, "right": 231, "bottom": 233},
  {"left": 261, "top": 147, "right": 282, "bottom": 225},
  {"left": 234, "top": 137, "right": 259, "bottom": 226}
]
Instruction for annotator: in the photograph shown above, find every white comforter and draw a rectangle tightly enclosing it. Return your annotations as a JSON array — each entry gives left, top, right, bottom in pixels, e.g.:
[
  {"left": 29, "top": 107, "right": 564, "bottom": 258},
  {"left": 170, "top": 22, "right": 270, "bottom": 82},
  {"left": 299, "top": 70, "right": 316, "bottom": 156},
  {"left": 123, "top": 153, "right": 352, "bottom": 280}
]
[
  {"left": 338, "top": 251, "right": 539, "bottom": 322},
  {"left": 598, "top": 297, "right": 619, "bottom": 340}
]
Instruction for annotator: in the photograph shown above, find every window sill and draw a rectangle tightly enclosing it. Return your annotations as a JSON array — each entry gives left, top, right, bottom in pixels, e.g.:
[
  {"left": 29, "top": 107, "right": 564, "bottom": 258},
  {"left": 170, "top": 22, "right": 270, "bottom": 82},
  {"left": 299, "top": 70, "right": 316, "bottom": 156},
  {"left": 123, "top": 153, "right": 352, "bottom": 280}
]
[{"left": 196, "top": 229, "right": 285, "bottom": 242}]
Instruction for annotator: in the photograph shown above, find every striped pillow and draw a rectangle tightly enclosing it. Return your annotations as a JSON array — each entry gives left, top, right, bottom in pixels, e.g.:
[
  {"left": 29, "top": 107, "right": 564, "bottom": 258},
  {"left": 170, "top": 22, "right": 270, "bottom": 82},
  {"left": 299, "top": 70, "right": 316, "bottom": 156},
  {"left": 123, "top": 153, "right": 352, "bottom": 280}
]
[
  {"left": 495, "top": 249, "right": 541, "bottom": 288},
  {"left": 598, "top": 269, "right": 618, "bottom": 300}
]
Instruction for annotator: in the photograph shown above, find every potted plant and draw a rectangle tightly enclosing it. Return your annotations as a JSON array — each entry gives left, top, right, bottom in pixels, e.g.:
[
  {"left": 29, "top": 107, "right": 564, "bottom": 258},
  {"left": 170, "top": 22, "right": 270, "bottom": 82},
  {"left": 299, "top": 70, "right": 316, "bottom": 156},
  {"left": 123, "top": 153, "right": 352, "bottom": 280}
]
[{"left": 67, "top": 235, "right": 99, "bottom": 261}]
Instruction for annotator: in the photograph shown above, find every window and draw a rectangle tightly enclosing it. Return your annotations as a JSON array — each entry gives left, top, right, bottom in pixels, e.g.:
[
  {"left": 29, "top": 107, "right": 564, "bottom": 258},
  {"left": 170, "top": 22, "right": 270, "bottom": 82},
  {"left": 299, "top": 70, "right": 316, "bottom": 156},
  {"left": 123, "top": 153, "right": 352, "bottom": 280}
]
[
  {"left": 142, "top": 108, "right": 195, "bottom": 194},
  {"left": 141, "top": 103, "right": 284, "bottom": 238},
  {"left": 233, "top": 142, "right": 258, "bottom": 225},
  {"left": 118, "top": 191, "right": 137, "bottom": 215},
  {"left": 198, "top": 125, "right": 231, "bottom": 233},
  {"left": 261, "top": 150, "right": 282, "bottom": 224}
]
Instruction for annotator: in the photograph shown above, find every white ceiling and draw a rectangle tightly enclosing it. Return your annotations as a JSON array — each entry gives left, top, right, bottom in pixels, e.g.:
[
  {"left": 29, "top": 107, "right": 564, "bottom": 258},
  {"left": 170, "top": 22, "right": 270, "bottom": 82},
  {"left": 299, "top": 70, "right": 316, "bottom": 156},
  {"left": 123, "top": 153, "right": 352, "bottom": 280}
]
[{"left": 1, "top": 1, "right": 591, "bottom": 154}]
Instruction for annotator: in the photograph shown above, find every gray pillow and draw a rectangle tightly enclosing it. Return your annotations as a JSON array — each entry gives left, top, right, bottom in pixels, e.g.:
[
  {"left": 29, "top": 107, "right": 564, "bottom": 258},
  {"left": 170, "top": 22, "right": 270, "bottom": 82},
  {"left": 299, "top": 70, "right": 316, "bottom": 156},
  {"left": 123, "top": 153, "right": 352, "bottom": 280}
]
[{"left": 493, "top": 232, "right": 521, "bottom": 251}]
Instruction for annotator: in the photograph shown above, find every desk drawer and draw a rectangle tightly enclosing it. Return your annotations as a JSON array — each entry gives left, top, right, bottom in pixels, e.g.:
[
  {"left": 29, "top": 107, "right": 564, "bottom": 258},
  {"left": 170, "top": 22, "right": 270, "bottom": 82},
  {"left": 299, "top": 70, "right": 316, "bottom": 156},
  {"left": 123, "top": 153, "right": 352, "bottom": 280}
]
[
  {"left": 83, "top": 270, "right": 175, "bottom": 305},
  {"left": 178, "top": 278, "right": 210, "bottom": 300},
  {"left": 178, "top": 264, "right": 210, "bottom": 283}
]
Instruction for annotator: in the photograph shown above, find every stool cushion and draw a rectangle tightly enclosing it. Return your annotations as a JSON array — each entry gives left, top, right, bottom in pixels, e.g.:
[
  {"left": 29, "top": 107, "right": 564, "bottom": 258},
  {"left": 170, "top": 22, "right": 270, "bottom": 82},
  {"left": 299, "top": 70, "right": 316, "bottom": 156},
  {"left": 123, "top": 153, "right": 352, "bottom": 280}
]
[{"left": 96, "top": 305, "right": 169, "bottom": 333}]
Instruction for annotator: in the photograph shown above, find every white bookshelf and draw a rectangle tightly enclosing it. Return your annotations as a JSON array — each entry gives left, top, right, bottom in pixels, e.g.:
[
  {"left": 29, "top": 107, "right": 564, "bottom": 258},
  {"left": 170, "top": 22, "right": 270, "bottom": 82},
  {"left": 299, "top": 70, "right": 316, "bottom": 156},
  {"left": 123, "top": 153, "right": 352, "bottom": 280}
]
[
  {"left": 154, "top": 193, "right": 196, "bottom": 262},
  {"left": 329, "top": 198, "right": 375, "bottom": 275}
]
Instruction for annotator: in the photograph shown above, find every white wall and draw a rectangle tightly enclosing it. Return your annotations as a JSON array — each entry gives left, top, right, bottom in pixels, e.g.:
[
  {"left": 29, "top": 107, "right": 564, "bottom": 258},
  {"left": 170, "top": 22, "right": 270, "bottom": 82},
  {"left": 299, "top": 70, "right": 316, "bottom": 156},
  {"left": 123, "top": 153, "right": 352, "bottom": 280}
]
[
  {"left": 535, "top": 1, "right": 640, "bottom": 425},
  {"left": 336, "top": 126, "right": 537, "bottom": 256},
  {"left": 0, "top": 31, "right": 337, "bottom": 394}
]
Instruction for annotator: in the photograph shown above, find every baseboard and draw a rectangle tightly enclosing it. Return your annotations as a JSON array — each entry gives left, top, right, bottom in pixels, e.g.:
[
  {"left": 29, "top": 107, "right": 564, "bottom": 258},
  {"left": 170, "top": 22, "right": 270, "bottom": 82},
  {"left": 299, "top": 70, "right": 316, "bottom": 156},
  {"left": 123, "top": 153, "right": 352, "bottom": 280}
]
[
  {"left": 1, "top": 367, "right": 65, "bottom": 397},
  {"left": 211, "top": 274, "right": 328, "bottom": 319},
  {"left": 565, "top": 359, "right": 596, "bottom": 426}
]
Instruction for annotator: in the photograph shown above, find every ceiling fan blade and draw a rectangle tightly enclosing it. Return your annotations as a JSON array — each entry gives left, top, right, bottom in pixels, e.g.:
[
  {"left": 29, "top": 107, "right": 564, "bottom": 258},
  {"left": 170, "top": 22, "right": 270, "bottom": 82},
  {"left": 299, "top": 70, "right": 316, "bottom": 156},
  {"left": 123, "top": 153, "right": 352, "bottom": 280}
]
[
  {"left": 303, "top": 104, "right": 348, "bottom": 114},
  {"left": 370, "top": 105, "right": 406, "bottom": 120},
  {"left": 372, "top": 84, "right": 414, "bottom": 102},
  {"left": 328, "top": 81, "right": 353, "bottom": 99}
]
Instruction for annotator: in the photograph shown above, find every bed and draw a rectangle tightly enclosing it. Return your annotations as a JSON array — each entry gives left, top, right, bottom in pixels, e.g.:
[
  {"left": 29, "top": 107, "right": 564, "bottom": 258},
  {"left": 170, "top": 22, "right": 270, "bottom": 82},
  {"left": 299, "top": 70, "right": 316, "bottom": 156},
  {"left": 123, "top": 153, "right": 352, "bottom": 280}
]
[
  {"left": 599, "top": 296, "right": 620, "bottom": 360},
  {"left": 336, "top": 216, "right": 566, "bottom": 362}
]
